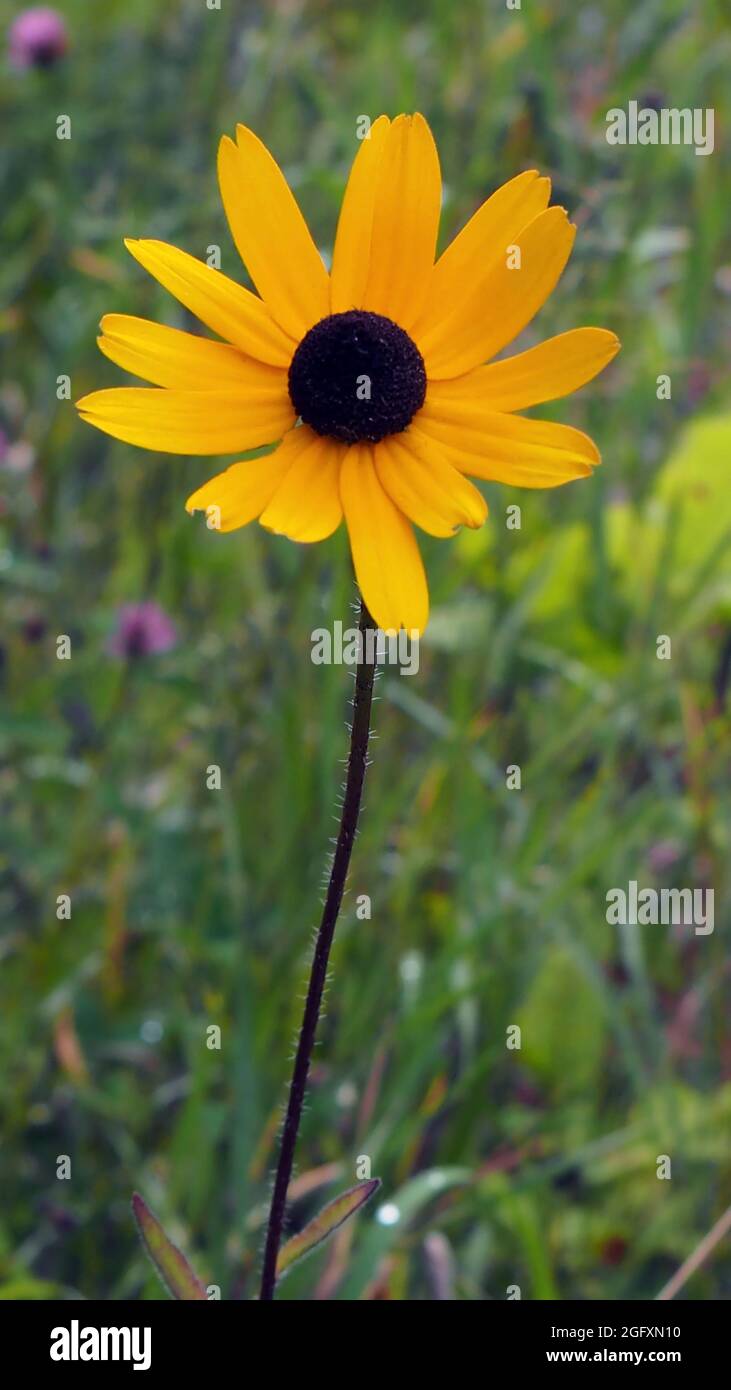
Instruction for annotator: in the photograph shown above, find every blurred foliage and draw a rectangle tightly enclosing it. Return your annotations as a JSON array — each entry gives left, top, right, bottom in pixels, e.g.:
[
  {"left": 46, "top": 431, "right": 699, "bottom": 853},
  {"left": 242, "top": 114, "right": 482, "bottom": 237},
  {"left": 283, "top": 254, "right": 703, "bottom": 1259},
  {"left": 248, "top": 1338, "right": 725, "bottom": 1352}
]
[{"left": 1, "top": 0, "right": 730, "bottom": 1300}]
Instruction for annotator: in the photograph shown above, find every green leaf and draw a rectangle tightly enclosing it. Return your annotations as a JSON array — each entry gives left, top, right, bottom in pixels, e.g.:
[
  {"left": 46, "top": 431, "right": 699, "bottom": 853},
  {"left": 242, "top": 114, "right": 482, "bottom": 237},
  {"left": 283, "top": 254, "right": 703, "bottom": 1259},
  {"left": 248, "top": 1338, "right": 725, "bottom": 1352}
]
[
  {"left": 131, "top": 1193, "right": 208, "bottom": 1301},
  {"left": 517, "top": 949, "right": 606, "bottom": 1098},
  {"left": 0, "top": 1278, "right": 59, "bottom": 1300},
  {"left": 276, "top": 1178, "right": 381, "bottom": 1280},
  {"left": 607, "top": 412, "right": 731, "bottom": 622}
]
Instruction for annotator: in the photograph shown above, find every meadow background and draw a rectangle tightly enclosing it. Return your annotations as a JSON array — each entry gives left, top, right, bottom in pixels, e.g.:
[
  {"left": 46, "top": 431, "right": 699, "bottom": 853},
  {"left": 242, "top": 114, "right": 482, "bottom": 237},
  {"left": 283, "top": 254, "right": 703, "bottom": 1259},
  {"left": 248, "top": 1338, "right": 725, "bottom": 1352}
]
[{"left": 1, "top": 0, "right": 730, "bottom": 1301}]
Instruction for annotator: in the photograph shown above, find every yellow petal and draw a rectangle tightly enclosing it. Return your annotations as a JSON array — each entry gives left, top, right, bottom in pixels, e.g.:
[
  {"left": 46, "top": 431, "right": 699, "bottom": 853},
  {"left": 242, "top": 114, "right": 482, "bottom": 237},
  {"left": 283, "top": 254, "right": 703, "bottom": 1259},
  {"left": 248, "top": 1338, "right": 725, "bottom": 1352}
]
[
  {"left": 361, "top": 114, "right": 442, "bottom": 330},
  {"left": 330, "top": 117, "right": 391, "bottom": 313},
  {"left": 429, "top": 328, "right": 620, "bottom": 412},
  {"left": 374, "top": 430, "right": 487, "bottom": 537},
  {"left": 76, "top": 387, "right": 294, "bottom": 455},
  {"left": 340, "top": 443, "right": 429, "bottom": 635},
  {"left": 413, "top": 169, "right": 550, "bottom": 351},
  {"left": 413, "top": 411, "right": 597, "bottom": 488},
  {"left": 124, "top": 239, "right": 295, "bottom": 367},
  {"left": 419, "top": 205, "right": 576, "bottom": 379},
  {"left": 421, "top": 393, "right": 599, "bottom": 462},
  {"left": 186, "top": 446, "right": 297, "bottom": 533},
  {"left": 259, "top": 427, "right": 344, "bottom": 542},
  {"left": 217, "top": 128, "right": 330, "bottom": 341},
  {"left": 98, "top": 314, "right": 288, "bottom": 392}
]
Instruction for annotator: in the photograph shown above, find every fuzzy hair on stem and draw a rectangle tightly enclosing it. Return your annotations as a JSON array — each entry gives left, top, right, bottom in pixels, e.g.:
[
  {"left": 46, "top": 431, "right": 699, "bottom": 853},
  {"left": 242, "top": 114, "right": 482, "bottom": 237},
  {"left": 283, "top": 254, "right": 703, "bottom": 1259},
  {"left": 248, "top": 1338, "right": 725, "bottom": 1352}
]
[{"left": 259, "top": 595, "right": 378, "bottom": 1300}]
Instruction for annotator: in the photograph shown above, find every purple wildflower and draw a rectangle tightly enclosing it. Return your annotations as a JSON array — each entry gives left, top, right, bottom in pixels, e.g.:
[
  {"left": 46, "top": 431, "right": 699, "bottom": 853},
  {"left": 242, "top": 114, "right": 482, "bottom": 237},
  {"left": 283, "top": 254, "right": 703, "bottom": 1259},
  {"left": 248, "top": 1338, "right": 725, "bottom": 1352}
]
[
  {"left": 8, "top": 7, "right": 68, "bottom": 69},
  {"left": 108, "top": 602, "right": 177, "bottom": 660},
  {"left": 647, "top": 840, "right": 682, "bottom": 874}
]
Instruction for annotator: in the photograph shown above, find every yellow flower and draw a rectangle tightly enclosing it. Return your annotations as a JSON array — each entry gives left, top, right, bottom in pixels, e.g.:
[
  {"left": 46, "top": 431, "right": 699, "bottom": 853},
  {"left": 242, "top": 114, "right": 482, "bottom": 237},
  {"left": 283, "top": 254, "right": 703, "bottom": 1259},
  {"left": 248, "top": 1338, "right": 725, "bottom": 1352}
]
[{"left": 77, "top": 114, "right": 619, "bottom": 635}]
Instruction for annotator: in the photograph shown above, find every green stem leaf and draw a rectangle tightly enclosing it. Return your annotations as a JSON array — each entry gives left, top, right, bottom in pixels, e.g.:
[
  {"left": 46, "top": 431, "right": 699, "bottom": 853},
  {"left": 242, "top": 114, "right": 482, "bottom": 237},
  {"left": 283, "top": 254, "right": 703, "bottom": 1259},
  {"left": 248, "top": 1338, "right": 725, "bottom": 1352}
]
[
  {"left": 132, "top": 1193, "right": 208, "bottom": 1301},
  {"left": 276, "top": 1178, "right": 381, "bottom": 1281}
]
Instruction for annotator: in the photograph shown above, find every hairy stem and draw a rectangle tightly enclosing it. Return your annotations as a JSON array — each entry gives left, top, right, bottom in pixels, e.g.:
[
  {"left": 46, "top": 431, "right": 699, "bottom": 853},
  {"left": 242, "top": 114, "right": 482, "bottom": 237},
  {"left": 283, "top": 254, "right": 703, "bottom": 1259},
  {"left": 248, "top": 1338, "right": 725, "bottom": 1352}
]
[{"left": 259, "top": 597, "right": 378, "bottom": 1300}]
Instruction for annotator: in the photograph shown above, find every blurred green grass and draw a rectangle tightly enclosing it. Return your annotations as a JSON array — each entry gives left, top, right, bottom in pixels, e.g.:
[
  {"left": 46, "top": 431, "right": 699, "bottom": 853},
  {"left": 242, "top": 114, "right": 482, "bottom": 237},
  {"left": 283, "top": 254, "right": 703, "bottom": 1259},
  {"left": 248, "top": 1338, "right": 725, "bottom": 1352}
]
[{"left": 1, "top": 0, "right": 730, "bottom": 1300}]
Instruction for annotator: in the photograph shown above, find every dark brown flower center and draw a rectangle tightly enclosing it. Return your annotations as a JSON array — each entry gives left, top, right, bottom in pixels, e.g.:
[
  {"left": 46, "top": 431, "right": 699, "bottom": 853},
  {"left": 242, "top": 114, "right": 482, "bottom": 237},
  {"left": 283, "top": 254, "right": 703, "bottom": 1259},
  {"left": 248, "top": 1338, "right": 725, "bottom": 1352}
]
[{"left": 288, "top": 310, "right": 426, "bottom": 444}]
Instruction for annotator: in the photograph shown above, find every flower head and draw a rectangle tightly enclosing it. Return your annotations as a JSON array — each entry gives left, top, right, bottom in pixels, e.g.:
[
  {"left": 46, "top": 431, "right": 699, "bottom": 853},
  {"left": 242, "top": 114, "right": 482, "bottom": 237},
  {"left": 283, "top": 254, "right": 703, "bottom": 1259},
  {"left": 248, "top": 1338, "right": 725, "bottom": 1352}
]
[
  {"left": 108, "top": 602, "right": 177, "bottom": 660},
  {"left": 8, "top": 7, "right": 68, "bottom": 69},
  {"left": 77, "top": 115, "right": 619, "bottom": 635}
]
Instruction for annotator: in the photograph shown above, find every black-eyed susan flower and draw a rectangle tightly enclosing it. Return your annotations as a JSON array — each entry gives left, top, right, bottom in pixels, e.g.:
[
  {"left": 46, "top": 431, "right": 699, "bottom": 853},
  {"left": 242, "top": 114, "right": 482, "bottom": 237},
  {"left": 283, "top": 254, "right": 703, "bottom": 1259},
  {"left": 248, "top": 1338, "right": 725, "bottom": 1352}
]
[{"left": 77, "top": 114, "right": 619, "bottom": 635}]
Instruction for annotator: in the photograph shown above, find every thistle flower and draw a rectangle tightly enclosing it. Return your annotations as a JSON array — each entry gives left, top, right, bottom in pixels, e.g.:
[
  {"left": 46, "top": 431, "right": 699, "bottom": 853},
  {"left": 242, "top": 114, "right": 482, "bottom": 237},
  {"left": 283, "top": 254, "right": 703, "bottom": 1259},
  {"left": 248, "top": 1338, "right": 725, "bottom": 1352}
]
[
  {"left": 77, "top": 115, "right": 618, "bottom": 636},
  {"left": 108, "top": 601, "right": 176, "bottom": 660},
  {"left": 8, "top": 6, "right": 68, "bottom": 69}
]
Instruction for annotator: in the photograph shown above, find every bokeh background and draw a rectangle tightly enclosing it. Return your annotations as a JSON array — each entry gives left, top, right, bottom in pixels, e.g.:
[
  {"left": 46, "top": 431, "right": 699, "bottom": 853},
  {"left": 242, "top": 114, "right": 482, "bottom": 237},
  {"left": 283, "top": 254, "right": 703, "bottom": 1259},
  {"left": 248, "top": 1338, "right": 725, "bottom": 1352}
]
[{"left": 1, "top": 0, "right": 730, "bottom": 1301}]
